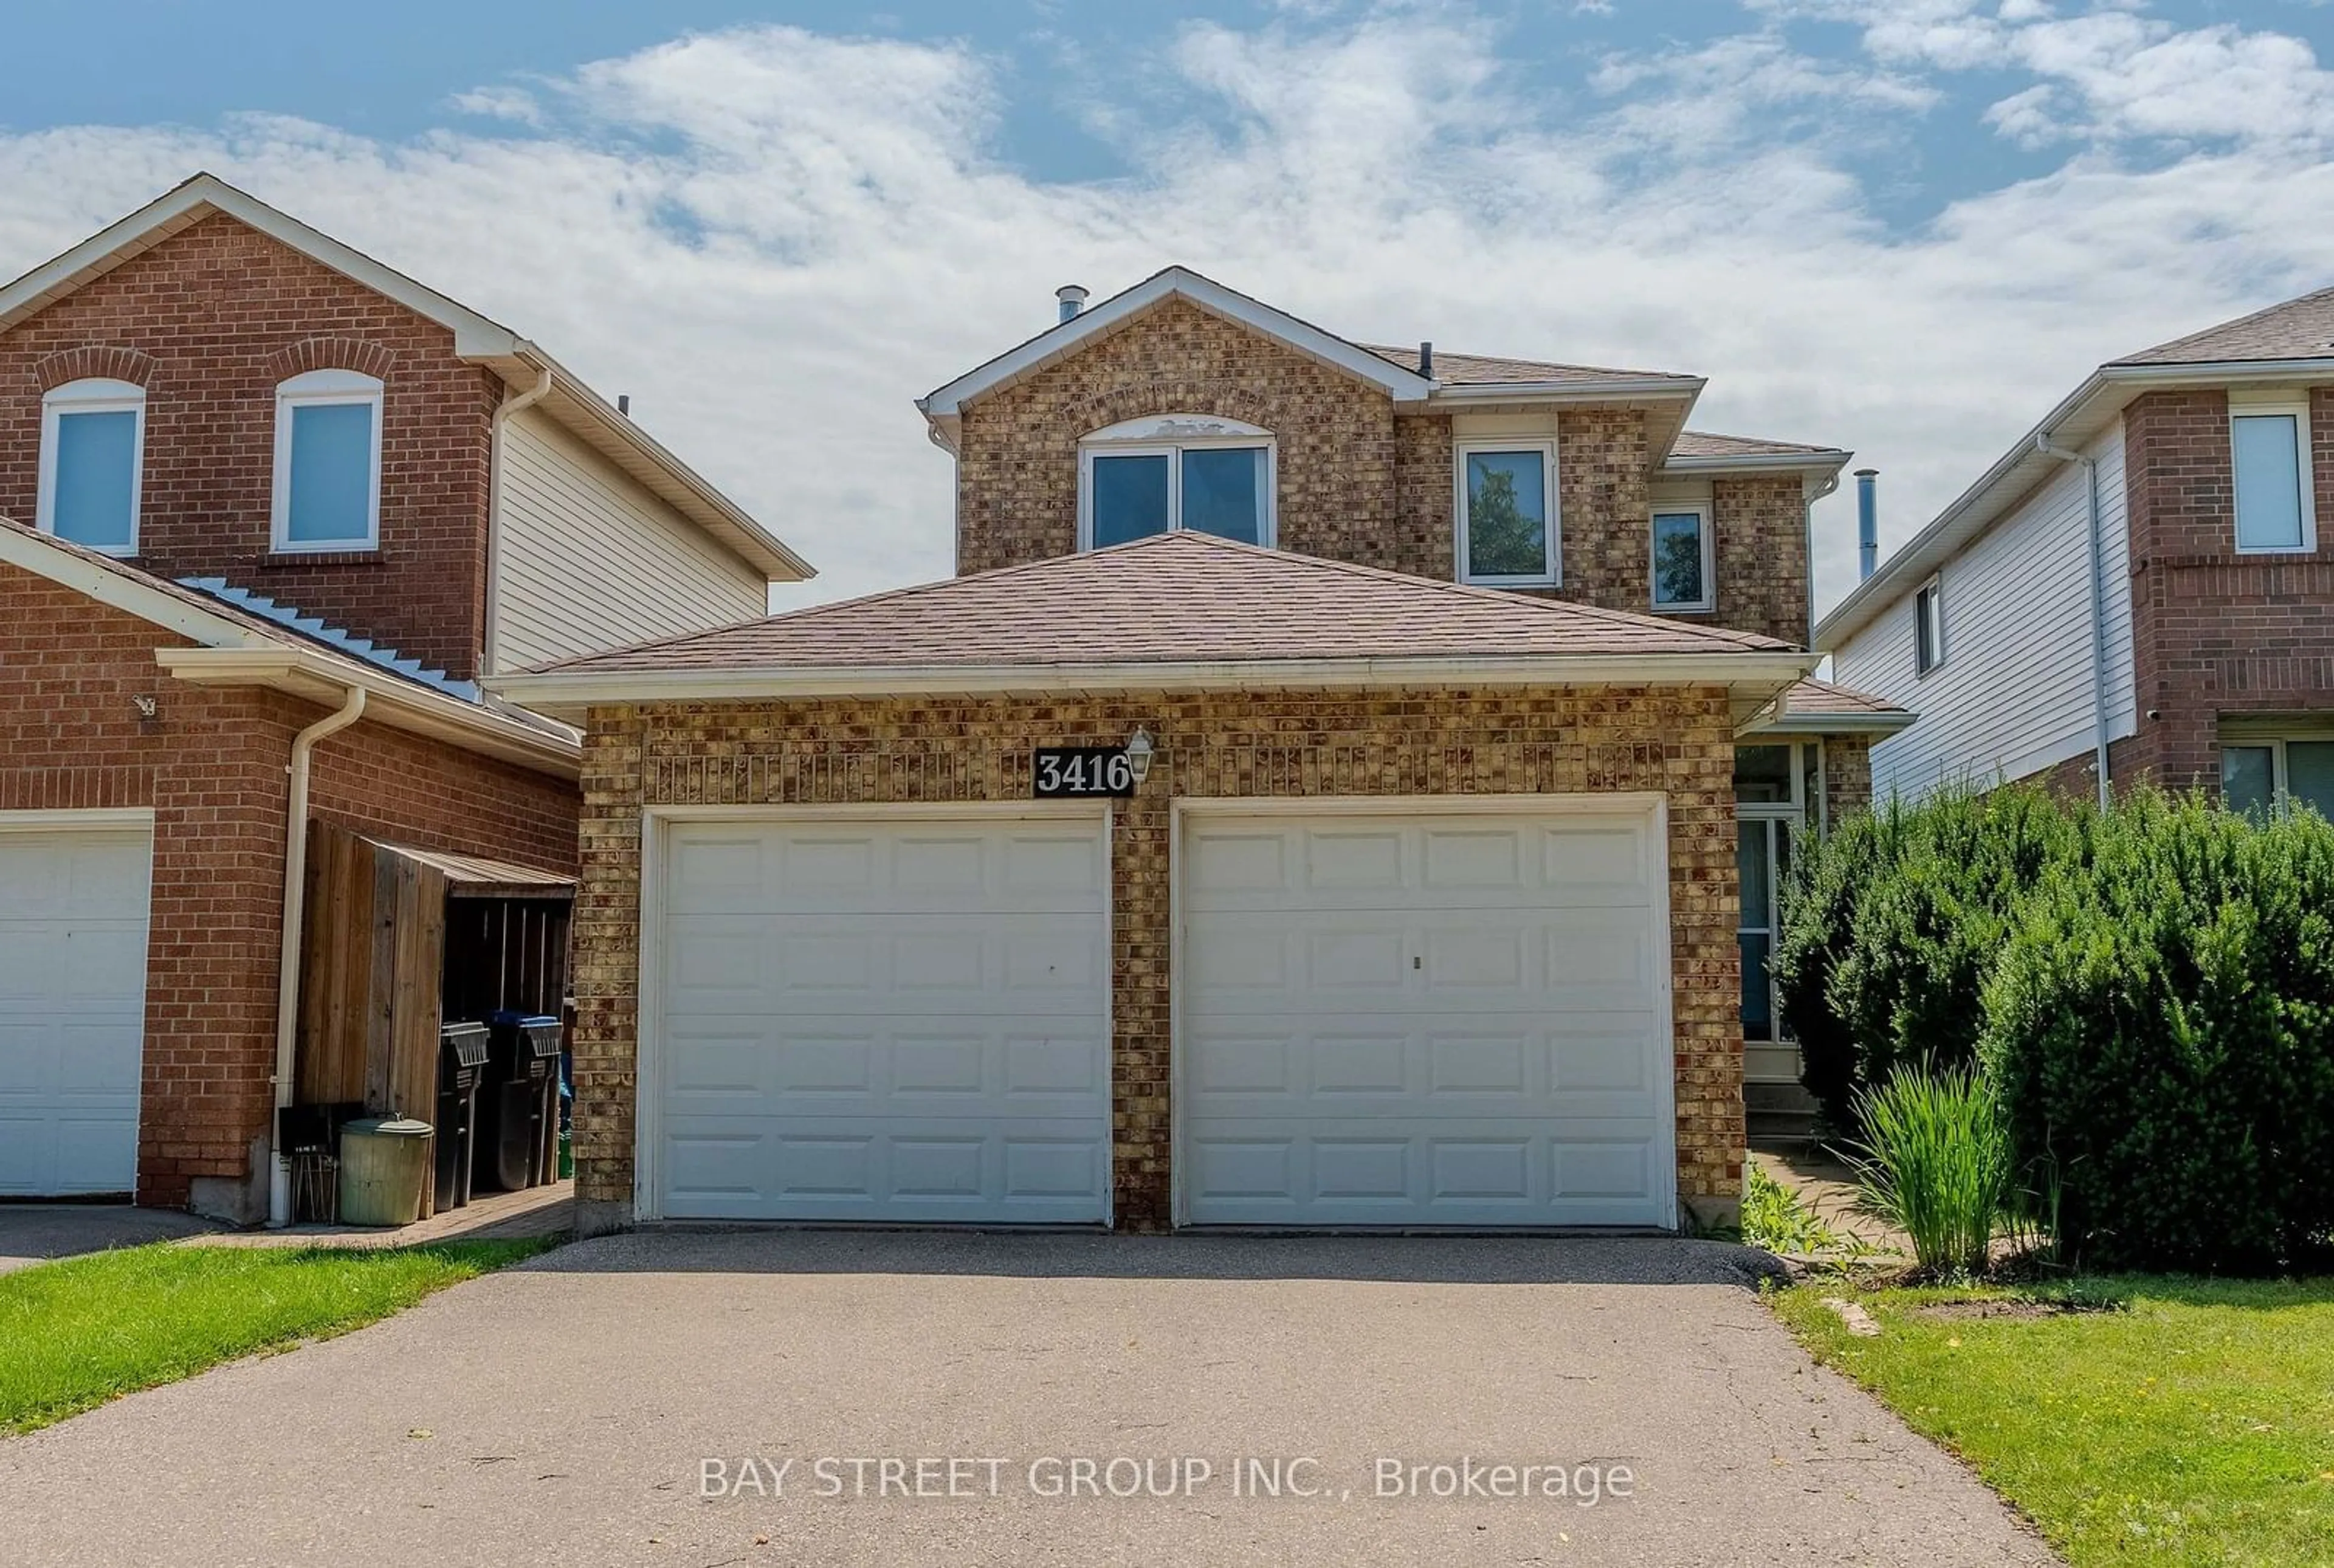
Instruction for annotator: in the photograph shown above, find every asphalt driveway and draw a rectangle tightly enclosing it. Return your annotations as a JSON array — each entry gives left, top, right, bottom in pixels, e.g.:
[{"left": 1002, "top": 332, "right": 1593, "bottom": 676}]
[{"left": 0, "top": 1231, "right": 2054, "bottom": 1566}]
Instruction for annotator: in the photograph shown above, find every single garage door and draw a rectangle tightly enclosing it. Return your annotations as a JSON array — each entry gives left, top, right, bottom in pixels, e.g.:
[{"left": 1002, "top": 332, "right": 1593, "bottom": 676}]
[
  {"left": 0, "top": 820, "right": 152, "bottom": 1196},
  {"left": 653, "top": 812, "right": 1112, "bottom": 1223},
  {"left": 1180, "top": 803, "right": 1675, "bottom": 1228}
]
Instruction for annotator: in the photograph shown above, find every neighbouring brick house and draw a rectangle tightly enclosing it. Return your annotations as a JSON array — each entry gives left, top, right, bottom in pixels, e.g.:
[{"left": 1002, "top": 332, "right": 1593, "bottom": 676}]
[
  {"left": 0, "top": 174, "right": 809, "bottom": 1220},
  {"left": 1823, "top": 286, "right": 2334, "bottom": 816},
  {"left": 499, "top": 269, "right": 1907, "bottom": 1234}
]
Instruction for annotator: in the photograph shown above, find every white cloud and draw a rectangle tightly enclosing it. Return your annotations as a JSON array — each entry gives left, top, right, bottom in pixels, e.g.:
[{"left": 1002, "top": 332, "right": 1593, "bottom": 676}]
[{"left": 1, "top": 8, "right": 2331, "bottom": 623}]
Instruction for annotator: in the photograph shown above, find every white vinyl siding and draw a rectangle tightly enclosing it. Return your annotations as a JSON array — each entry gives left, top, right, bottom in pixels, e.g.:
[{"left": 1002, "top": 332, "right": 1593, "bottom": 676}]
[
  {"left": 1836, "top": 423, "right": 2136, "bottom": 803},
  {"left": 489, "top": 409, "right": 769, "bottom": 673}
]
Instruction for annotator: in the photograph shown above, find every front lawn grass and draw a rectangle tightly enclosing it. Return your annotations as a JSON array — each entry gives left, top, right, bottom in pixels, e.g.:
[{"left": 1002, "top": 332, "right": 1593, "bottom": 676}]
[
  {"left": 0, "top": 1238, "right": 553, "bottom": 1435},
  {"left": 1772, "top": 1276, "right": 2334, "bottom": 1567}
]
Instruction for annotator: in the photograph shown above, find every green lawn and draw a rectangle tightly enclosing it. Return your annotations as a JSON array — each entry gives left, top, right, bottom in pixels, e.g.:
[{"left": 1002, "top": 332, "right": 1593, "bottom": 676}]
[
  {"left": 0, "top": 1239, "right": 553, "bottom": 1435},
  {"left": 1772, "top": 1276, "right": 2334, "bottom": 1567}
]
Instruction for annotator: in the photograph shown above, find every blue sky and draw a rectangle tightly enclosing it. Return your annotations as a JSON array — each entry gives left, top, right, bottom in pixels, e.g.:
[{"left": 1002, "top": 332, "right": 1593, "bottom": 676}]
[{"left": 5, "top": 1, "right": 2333, "bottom": 608}]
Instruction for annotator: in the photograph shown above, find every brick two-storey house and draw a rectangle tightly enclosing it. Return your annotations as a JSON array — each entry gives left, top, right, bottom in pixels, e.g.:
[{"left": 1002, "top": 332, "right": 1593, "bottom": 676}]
[
  {"left": 1821, "top": 286, "right": 2334, "bottom": 817},
  {"left": 500, "top": 268, "right": 1905, "bottom": 1234},
  {"left": 0, "top": 175, "right": 809, "bottom": 1220}
]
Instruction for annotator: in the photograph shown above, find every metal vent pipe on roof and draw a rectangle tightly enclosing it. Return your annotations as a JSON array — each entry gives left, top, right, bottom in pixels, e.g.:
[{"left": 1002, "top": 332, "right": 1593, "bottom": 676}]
[
  {"left": 1419, "top": 340, "right": 1433, "bottom": 377},
  {"left": 1855, "top": 469, "right": 1879, "bottom": 581},
  {"left": 1056, "top": 284, "right": 1089, "bottom": 324}
]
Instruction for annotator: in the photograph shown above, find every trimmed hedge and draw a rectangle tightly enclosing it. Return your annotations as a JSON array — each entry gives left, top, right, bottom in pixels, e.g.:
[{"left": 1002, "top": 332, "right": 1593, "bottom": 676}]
[
  {"left": 1777, "top": 784, "right": 2334, "bottom": 1273},
  {"left": 1774, "top": 783, "right": 2081, "bottom": 1132},
  {"left": 1981, "top": 794, "right": 2334, "bottom": 1272}
]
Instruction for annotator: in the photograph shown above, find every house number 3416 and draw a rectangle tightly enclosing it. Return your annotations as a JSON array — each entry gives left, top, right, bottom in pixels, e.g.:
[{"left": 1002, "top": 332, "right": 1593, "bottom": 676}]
[{"left": 1033, "top": 746, "right": 1136, "bottom": 799}]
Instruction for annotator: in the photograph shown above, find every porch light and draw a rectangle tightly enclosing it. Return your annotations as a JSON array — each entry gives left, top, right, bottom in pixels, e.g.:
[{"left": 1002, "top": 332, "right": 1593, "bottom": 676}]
[{"left": 1126, "top": 726, "right": 1155, "bottom": 784}]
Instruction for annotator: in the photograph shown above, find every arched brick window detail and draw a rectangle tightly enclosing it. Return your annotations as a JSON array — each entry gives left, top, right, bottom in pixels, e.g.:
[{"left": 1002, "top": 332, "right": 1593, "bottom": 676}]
[
  {"left": 32, "top": 345, "right": 156, "bottom": 393},
  {"left": 265, "top": 336, "right": 396, "bottom": 384}
]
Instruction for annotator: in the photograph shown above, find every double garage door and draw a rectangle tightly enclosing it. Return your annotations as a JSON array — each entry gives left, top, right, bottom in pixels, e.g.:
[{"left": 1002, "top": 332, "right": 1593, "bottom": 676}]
[
  {"left": 0, "top": 820, "right": 152, "bottom": 1196},
  {"left": 649, "top": 804, "right": 1672, "bottom": 1228}
]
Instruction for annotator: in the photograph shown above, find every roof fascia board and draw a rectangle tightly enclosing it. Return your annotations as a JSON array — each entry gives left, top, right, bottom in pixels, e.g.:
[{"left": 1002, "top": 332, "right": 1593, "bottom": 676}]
[
  {"left": 491, "top": 651, "right": 1819, "bottom": 714},
  {"left": 156, "top": 646, "right": 580, "bottom": 778},
  {"left": 1818, "top": 356, "right": 2334, "bottom": 649},
  {"left": 918, "top": 269, "right": 1434, "bottom": 418},
  {"left": 1662, "top": 450, "right": 1852, "bottom": 475},
  {"left": 0, "top": 176, "right": 520, "bottom": 356},
  {"left": 0, "top": 524, "right": 270, "bottom": 649},
  {"left": 1740, "top": 711, "right": 1916, "bottom": 737}
]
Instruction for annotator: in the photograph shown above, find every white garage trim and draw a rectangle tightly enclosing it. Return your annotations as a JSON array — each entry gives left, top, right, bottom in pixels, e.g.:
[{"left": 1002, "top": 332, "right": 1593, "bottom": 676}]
[
  {"left": 1169, "top": 793, "right": 1677, "bottom": 1230},
  {"left": 0, "top": 807, "right": 156, "bottom": 1198},
  {"left": 636, "top": 802, "right": 1115, "bottom": 1223}
]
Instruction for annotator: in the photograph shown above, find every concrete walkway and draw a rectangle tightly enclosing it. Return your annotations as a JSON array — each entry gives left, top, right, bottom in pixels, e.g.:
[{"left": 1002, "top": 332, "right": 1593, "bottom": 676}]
[
  {"left": 1753, "top": 1147, "right": 1913, "bottom": 1256},
  {"left": 0, "top": 1230, "right": 2054, "bottom": 1567},
  {"left": 182, "top": 1179, "right": 575, "bottom": 1251},
  {"left": 0, "top": 1205, "right": 220, "bottom": 1273}
]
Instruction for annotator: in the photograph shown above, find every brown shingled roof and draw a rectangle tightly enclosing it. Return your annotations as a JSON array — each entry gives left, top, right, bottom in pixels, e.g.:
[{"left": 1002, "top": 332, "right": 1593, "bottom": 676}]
[
  {"left": 1362, "top": 343, "right": 1698, "bottom": 386},
  {"left": 523, "top": 531, "right": 1793, "bottom": 677},
  {"left": 1668, "top": 430, "right": 1847, "bottom": 461},
  {"left": 1781, "top": 676, "right": 1907, "bottom": 718},
  {"left": 2113, "top": 285, "right": 2334, "bottom": 367}
]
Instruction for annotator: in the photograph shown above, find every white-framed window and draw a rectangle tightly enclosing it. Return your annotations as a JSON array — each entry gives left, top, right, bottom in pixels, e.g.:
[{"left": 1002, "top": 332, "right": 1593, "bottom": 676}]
[
  {"left": 271, "top": 368, "right": 384, "bottom": 552},
  {"left": 1650, "top": 503, "right": 1714, "bottom": 611},
  {"left": 2231, "top": 402, "right": 2315, "bottom": 554},
  {"left": 37, "top": 378, "right": 146, "bottom": 555},
  {"left": 2221, "top": 735, "right": 2334, "bottom": 820},
  {"left": 1914, "top": 574, "right": 1945, "bottom": 676},
  {"left": 1077, "top": 414, "right": 1275, "bottom": 549},
  {"left": 1454, "top": 439, "right": 1559, "bottom": 586}
]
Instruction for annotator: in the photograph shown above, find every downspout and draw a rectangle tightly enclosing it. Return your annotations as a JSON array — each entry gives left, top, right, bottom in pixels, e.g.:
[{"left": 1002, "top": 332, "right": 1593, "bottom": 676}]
[
  {"left": 1803, "top": 470, "right": 1840, "bottom": 651},
  {"left": 267, "top": 686, "right": 367, "bottom": 1227},
  {"left": 480, "top": 363, "right": 557, "bottom": 678},
  {"left": 2036, "top": 435, "right": 2112, "bottom": 811}
]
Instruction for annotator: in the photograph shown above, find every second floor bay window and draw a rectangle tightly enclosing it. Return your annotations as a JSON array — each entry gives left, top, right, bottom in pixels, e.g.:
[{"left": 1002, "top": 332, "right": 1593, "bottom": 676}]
[
  {"left": 2231, "top": 401, "right": 2315, "bottom": 554},
  {"left": 1078, "top": 415, "right": 1275, "bottom": 549}
]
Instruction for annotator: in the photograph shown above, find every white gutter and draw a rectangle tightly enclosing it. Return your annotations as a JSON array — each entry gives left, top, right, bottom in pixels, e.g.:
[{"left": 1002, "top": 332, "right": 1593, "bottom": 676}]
[
  {"left": 267, "top": 685, "right": 366, "bottom": 1228},
  {"left": 1664, "top": 450, "right": 1851, "bottom": 474},
  {"left": 1802, "top": 470, "right": 1841, "bottom": 651},
  {"left": 491, "top": 650, "right": 1820, "bottom": 714},
  {"left": 2035, "top": 433, "right": 2114, "bottom": 811},
  {"left": 1425, "top": 377, "right": 1704, "bottom": 405},
  {"left": 156, "top": 645, "right": 580, "bottom": 777},
  {"left": 480, "top": 363, "right": 556, "bottom": 678}
]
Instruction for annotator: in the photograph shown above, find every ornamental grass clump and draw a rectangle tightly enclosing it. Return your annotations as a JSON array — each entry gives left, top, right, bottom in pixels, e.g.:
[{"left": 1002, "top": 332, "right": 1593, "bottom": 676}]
[{"left": 1848, "top": 1064, "right": 2012, "bottom": 1279}]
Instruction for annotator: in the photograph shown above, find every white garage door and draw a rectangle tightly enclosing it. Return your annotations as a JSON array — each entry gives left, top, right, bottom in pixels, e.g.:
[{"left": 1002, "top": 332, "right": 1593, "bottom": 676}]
[
  {"left": 0, "top": 820, "right": 152, "bottom": 1196},
  {"left": 1180, "top": 804, "right": 1675, "bottom": 1228},
  {"left": 652, "top": 813, "right": 1112, "bottom": 1223}
]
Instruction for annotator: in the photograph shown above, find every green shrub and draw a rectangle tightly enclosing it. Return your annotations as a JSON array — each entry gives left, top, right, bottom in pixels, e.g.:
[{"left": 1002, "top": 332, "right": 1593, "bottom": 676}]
[
  {"left": 1777, "top": 782, "right": 2083, "bottom": 1131},
  {"left": 1981, "top": 793, "right": 2334, "bottom": 1272},
  {"left": 1848, "top": 1064, "right": 2012, "bottom": 1277},
  {"left": 1741, "top": 1162, "right": 1843, "bottom": 1255}
]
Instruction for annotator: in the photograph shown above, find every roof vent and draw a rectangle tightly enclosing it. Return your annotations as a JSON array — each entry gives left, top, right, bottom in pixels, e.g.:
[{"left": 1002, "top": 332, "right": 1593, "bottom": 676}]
[
  {"left": 1855, "top": 469, "right": 1879, "bottom": 582},
  {"left": 1056, "top": 284, "right": 1089, "bottom": 325},
  {"left": 616, "top": 394, "right": 630, "bottom": 418},
  {"left": 1419, "top": 340, "right": 1434, "bottom": 377}
]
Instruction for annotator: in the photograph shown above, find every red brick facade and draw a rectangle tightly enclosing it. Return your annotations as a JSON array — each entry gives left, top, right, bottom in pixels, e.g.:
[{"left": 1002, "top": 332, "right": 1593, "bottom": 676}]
[
  {"left": 950, "top": 300, "right": 1816, "bottom": 647},
  {"left": 2116, "top": 388, "right": 2334, "bottom": 792},
  {"left": 0, "top": 213, "right": 503, "bottom": 682},
  {"left": 0, "top": 561, "right": 576, "bottom": 1217}
]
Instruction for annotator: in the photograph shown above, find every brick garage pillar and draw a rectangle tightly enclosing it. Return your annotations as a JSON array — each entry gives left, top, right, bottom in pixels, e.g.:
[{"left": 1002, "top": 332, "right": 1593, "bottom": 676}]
[{"left": 139, "top": 698, "right": 295, "bottom": 1219}]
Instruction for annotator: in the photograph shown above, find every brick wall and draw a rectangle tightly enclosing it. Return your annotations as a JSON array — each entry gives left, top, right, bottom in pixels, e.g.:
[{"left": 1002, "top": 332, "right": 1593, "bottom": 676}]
[
  {"left": 0, "top": 561, "right": 184, "bottom": 810},
  {"left": 139, "top": 695, "right": 577, "bottom": 1217},
  {"left": 1821, "top": 735, "right": 1873, "bottom": 828},
  {"left": 950, "top": 302, "right": 1812, "bottom": 645},
  {"left": 2121, "top": 388, "right": 2334, "bottom": 791},
  {"left": 570, "top": 684, "right": 1746, "bottom": 1231},
  {"left": 0, "top": 213, "right": 501, "bottom": 681}
]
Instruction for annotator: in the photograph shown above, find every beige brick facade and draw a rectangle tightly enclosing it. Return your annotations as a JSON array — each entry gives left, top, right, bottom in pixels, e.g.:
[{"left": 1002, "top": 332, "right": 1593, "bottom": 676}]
[
  {"left": 949, "top": 300, "right": 1814, "bottom": 647},
  {"left": 571, "top": 684, "right": 1747, "bottom": 1233}
]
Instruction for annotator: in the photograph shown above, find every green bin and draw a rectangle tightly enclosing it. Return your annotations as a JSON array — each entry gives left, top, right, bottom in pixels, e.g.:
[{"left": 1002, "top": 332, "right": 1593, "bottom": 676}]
[{"left": 339, "top": 1116, "right": 433, "bottom": 1226}]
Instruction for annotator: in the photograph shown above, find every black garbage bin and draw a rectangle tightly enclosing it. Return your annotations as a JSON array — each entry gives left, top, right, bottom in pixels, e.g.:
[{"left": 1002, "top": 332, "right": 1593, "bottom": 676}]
[
  {"left": 476, "top": 1011, "right": 563, "bottom": 1192},
  {"left": 433, "top": 1022, "right": 491, "bottom": 1212}
]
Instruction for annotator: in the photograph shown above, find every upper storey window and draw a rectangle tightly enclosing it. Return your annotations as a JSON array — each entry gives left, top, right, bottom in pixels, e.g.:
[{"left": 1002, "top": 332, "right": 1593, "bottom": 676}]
[
  {"left": 272, "top": 368, "right": 384, "bottom": 552},
  {"left": 2231, "top": 402, "right": 2314, "bottom": 554},
  {"left": 1078, "top": 414, "right": 1275, "bottom": 549},
  {"left": 1455, "top": 440, "right": 1558, "bottom": 586},
  {"left": 38, "top": 378, "right": 145, "bottom": 555},
  {"left": 1650, "top": 504, "right": 1714, "bottom": 612}
]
